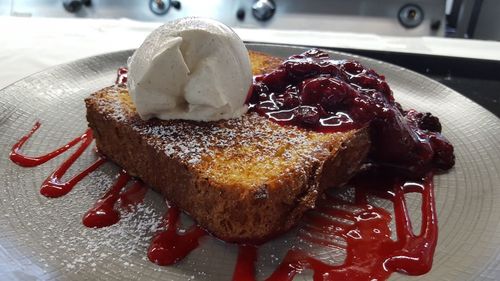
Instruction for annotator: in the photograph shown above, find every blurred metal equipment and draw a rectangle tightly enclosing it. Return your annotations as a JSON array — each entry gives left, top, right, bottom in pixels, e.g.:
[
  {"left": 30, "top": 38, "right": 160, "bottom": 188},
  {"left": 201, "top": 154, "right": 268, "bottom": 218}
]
[
  {"left": 449, "top": 0, "right": 500, "bottom": 40},
  {"left": 398, "top": 4, "right": 425, "bottom": 28},
  {"left": 148, "top": 0, "right": 180, "bottom": 15},
  {"left": 252, "top": 0, "right": 276, "bottom": 22},
  {"left": 0, "top": 0, "right": 446, "bottom": 36},
  {"left": 62, "top": 0, "right": 91, "bottom": 13}
]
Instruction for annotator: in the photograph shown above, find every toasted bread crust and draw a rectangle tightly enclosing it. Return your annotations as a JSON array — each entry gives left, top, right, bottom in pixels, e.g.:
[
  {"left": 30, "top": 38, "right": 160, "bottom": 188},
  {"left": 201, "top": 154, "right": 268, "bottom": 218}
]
[{"left": 85, "top": 50, "right": 370, "bottom": 242}]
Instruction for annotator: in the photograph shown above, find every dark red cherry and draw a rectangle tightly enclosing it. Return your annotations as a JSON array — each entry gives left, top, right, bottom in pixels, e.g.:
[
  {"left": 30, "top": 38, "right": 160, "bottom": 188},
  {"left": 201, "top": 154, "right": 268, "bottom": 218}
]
[
  {"left": 302, "top": 48, "right": 329, "bottom": 59},
  {"left": 247, "top": 48, "right": 454, "bottom": 175},
  {"left": 294, "top": 106, "right": 320, "bottom": 125},
  {"left": 284, "top": 60, "right": 321, "bottom": 80},
  {"left": 419, "top": 113, "right": 442, "bottom": 133},
  {"left": 342, "top": 61, "right": 364, "bottom": 75},
  {"left": 262, "top": 68, "right": 289, "bottom": 92},
  {"left": 429, "top": 134, "right": 455, "bottom": 170},
  {"left": 282, "top": 94, "right": 301, "bottom": 109},
  {"left": 301, "top": 77, "right": 347, "bottom": 108}
]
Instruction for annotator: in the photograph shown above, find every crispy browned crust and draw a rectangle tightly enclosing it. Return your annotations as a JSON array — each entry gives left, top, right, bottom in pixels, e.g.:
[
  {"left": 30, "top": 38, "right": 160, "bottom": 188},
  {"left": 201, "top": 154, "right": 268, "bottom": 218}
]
[
  {"left": 248, "top": 50, "right": 283, "bottom": 75},
  {"left": 85, "top": 50, "right": 370, "bottom": 243}
]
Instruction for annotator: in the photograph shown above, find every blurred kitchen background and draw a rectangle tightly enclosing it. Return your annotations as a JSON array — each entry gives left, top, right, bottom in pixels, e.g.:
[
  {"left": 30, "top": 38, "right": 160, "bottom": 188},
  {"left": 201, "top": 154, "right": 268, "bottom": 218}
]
[
  {"left": 0, "top": 0, "right": 498, "bottom": 116},
  {"left": 0, "top": 0, "right": 498, "bottom": 40}
]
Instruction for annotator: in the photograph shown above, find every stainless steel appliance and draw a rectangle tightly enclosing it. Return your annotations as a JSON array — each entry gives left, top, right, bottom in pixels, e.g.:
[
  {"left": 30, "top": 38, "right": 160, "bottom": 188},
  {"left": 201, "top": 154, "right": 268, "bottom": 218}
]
[
  {"left": 0, "top": 0, "right": 446, "bottom": 36},
  {"left": 448, "top": 0, "right": 500, "bottom": 40}
]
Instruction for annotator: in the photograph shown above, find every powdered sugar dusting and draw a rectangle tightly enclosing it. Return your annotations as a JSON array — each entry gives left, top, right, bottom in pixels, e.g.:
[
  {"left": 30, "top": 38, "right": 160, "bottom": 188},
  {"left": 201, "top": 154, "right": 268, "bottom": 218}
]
[
  {"left": 57, "top": 203, "right": 161, "bottom": 272},
  {"left": 89, "top": 86, "right": 346, "bottom": 183},
  {"left": 37, "top": 171, "right": 163, "bottom": 273}
]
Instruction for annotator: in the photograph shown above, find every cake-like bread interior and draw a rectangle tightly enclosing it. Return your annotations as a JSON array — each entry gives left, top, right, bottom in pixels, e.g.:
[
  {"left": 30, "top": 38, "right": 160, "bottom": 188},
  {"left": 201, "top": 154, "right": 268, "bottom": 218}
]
[{"left": 85, "top": 50, "right": 370, "bottom": 242}]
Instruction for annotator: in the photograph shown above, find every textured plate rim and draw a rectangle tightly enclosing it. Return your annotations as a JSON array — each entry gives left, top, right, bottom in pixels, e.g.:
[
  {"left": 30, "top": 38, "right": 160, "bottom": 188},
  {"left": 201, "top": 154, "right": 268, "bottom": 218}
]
[{"left": 0, "top": 43, "right": 499, "bottom": 281}]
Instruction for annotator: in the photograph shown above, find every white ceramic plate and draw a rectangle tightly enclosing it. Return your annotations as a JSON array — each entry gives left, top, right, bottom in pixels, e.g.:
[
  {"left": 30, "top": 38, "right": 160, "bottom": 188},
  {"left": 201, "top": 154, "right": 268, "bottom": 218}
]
[{"left": 0, "top": 43, "right": 499, "bottom": 280}]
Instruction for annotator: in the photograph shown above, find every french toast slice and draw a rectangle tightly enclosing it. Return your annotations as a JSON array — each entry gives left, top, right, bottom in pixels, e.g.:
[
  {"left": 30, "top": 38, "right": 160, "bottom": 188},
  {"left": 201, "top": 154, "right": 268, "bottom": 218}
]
[{"left": 85, "top": 50, "right": 370, "bottom": 242}]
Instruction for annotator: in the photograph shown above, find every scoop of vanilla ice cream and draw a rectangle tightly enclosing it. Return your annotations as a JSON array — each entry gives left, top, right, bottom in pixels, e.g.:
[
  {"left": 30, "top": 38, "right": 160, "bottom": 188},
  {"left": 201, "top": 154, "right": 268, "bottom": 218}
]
[{"left": 127, "top": 17, "right": 253, "bottom": 121}]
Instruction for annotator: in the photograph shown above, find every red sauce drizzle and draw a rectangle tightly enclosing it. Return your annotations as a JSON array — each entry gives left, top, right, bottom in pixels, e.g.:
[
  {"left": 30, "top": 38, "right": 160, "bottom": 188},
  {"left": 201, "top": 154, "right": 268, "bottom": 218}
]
[
  {"left": 10, "top": 123, "right": 440, "bottom": 278},
  {"left": 148, "top": 205, "right": 207, "bottom": 266},
  {"left": 10, "top": 122, "right": 106, "bottom": 198},
  {"left": 233, "top": 172, "right": 437, "bottom": 281},
  {"left": 119, "top": 181, "right": 148, "bottom": 210},
  {"left": 39, "top": 129, "right": 106, "bottom": 198},
  {"left": 233, "top": 246, "right": 258, "bottom": 281},
  {"left": 82, "top": 170, "right": 131, "bottom": 228},
  {"left": 11, "top": 123, "right": 150, "bottom": 229},
  {"left": 10, "top": 122, "right": 88, "bottom": 167},
  {"left": 83, "top": 171, "right": 149, "bottom": 228}
]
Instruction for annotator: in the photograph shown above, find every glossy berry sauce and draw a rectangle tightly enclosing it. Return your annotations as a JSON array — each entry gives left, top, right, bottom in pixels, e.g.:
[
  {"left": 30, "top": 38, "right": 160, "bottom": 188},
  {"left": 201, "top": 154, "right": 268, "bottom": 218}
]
[
  {"left": 83, "top": 170, "right": 130, "bottom": 228},
  {"left": 235, "top": 49, "right": 454, "bottom": 281},
  {"left": 10, "top": 122, "right": 106, "bottom": 197},
  {"left": 116, "top": 67, "right": 128, "bottom": 85},
  {"left": 234, "top": 168, "right": 437, "bottom": 281},
  {"left": 10, "top": 121, "right": 87, "bottom": 168},
  {"left": 249, "top": 49, "right": 454, "bottom": 175},
  {"left": 10, "top": 122, "right": 147, "bottom": 212},
  {"left": 82, "top": 171, "right": 148, "bottom": 228},
  {"left": 148, "top": 204, "right": 206, "bottom": 266},
  {"left": 119, "top": 180, "right": 149, "bottom": 210},
  {"left": 9, "top": 49, "right": 455, "bottom": 281}
]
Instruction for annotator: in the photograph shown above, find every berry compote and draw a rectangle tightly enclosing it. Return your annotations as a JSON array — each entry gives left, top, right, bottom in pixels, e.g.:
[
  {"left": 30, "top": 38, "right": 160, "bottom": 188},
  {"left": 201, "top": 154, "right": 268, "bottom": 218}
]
[
  {"left": 116, "top": 67, "right": 128, "bottom": 85},
  {"left": 248, "top": 49, "right": 455, "bottom": 175}
]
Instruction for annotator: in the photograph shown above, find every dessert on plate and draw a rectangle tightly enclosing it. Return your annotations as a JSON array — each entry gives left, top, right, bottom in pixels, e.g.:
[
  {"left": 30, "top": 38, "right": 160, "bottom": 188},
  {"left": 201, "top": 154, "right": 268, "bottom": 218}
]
[
  {"left": 86, "top": 53, "right": 369, "bottom": 243},
  {"left": 11, "top": 16, "right": 455, "bottom": 281},
  {"left": 86, "top": 17, "right": 453, "bottom": 244}
]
